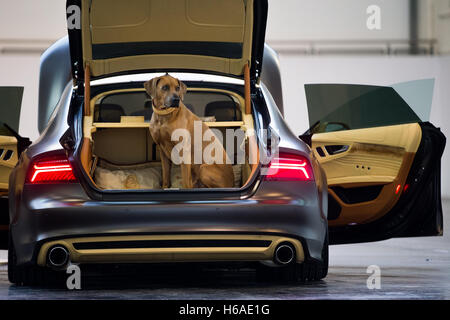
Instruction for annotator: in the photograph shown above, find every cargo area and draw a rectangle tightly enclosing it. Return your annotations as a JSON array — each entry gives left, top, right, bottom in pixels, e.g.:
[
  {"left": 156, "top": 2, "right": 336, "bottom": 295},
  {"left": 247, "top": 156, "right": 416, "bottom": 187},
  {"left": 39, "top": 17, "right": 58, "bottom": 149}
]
[{"left": 80, "top": 86, "right": 258, "bottom": 191}]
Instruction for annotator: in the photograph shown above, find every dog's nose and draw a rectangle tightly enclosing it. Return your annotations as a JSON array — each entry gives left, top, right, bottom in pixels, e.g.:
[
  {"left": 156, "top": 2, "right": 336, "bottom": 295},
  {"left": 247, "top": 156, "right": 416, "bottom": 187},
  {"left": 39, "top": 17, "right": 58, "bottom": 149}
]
[{"left": 171, "top": 96, "right": 180, "bottom": 107}]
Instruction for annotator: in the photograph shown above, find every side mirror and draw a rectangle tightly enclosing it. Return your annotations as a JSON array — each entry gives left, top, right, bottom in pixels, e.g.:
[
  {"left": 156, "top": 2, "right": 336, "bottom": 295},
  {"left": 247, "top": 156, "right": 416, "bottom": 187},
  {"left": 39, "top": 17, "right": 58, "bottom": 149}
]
[{"left": 298, "top": 121, "right": 350, "bottom": 146}]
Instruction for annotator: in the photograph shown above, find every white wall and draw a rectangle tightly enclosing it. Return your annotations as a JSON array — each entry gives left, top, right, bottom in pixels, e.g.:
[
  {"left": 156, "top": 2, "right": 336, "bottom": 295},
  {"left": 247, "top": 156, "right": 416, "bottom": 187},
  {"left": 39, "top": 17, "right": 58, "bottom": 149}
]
[
  {"left": 0, "top": 0, "right": 66, "bottom": 40},
  {"left": 0, "top": 0, "right": 66, "bottom": 140},
  {"left": 433, "top": 0, "right": 450, "bottom": 53},
  {"left": 277, "top": 54, "right": 450, "bottom": 198},
  {"left": 266, "top": 0, "right": 410, "bottom": 41},
  {"left": 0, "top": 56, "right": 40, "bottom": 139}
]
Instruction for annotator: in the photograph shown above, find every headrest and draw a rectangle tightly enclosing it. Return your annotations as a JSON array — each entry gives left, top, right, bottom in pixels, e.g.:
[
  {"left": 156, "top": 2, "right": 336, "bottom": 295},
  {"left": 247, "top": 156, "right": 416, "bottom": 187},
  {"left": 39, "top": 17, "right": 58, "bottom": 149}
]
[
  {"left": 97, "top": 104, "right": 125, "bottom": 122},
  {"left": 204, "top": 101, "right": 241, "bottom": 121},
  {"left": 144, "top": 99, "right": 152, "bottom": 109}
]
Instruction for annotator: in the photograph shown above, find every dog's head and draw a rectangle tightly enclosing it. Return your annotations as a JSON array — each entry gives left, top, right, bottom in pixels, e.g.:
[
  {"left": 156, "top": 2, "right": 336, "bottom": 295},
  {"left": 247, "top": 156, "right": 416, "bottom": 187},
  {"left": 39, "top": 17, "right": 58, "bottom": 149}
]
[{"left": 144, "top": 75, "right": 187, "bottom": 109}]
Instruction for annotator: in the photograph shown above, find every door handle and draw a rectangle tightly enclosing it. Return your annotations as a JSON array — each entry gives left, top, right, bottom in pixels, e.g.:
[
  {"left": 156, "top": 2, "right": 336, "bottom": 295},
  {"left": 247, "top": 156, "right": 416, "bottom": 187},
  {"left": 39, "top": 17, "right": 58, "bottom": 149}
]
[{"left": 325, "top": 145, "right": 349, "bottom": 155}]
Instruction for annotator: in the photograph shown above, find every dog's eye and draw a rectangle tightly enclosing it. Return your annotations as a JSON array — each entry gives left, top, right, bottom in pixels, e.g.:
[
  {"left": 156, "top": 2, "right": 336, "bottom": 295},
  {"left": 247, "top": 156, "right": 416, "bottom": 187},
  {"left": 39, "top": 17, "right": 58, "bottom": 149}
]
[
  {"left": 176, "top": 86, "right": 180, "bottom": 91},
  {"left": 162, "top": 85, "right": 169, "bottom": 91}
]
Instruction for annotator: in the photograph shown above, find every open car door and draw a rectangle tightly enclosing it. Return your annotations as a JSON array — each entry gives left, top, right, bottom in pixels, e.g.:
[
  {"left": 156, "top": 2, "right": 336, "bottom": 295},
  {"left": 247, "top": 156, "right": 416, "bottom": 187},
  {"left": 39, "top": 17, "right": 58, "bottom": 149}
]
[
  {"left": 0, "top": 87, "right": 27, "bottom": 249},
  {"left": 302, "top": 80, "right": 446, "bottom": 244}
]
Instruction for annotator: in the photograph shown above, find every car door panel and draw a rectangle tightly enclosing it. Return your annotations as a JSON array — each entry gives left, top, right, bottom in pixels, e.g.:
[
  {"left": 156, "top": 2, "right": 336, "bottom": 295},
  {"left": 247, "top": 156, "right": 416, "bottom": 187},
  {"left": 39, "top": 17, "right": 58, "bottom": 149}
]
[
  {"left": 312, "top": 123, "right": 421, "bottom": 226},
  {"left": 0, "top": 86, "right": 24, "bottom": 249},
  {"left": 0, "top": 136, "right": 19, "bottom": 191},
  {"left": 303, "top": 82, "right": 445, "bottom": 244},
  {"left": 326, "top": 122, "right": 445, "bottom": 244}
]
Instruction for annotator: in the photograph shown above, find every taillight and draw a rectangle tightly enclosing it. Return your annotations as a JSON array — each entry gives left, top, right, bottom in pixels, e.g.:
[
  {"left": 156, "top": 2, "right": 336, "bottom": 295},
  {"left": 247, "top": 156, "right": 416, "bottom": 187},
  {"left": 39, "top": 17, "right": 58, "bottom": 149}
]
[
  {"left": 264, "top": 153, "right": 313, "bottom": 181},
  {"left": 26, "top": 153, "right": 77, "bottom": 184}
]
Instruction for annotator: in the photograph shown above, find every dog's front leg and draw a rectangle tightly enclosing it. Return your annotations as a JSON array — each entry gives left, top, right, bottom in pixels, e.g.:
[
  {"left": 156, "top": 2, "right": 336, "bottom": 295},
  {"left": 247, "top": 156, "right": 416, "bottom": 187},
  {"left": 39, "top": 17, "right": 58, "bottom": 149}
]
[
  {"left": 181, "top": 164, "right": 193, "bottom": 189},
  {"left": 160, "top": 149, "right": 171, "bottom": 189}
]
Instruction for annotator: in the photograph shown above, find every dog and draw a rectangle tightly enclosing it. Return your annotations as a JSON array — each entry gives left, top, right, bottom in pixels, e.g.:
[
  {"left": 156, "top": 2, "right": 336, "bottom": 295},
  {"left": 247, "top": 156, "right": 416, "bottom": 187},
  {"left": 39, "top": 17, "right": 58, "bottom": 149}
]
[{"left": 144, "top": 75, "right": 234, "bottom": 189}]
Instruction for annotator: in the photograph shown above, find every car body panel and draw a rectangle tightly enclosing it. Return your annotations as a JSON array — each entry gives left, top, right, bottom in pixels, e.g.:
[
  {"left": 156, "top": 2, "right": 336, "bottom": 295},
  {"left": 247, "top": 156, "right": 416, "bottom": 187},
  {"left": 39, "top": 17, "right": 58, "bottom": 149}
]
[
  {"left": 38, "top": 37, "right": 72, "bottom": 134},
  {"left": 10, "top": 180, "right": 326, "bottom": 266}
]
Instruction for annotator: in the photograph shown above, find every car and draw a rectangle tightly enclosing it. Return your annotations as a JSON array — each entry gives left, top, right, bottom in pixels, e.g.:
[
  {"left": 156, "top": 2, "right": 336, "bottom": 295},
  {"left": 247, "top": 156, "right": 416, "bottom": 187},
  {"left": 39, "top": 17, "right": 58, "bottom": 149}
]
[{"left": 0, "top": 0, "right": 445, "bottom": 286}]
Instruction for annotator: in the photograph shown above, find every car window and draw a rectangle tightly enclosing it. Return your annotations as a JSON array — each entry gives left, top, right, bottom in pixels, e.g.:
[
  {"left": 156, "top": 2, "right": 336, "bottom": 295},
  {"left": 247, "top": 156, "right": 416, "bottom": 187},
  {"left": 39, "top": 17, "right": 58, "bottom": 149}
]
[
  {"left": 95, "top": 90, "right": 241, "bottom": 122},
  {"left": 304, "top": 79, "right": 433, "bottom": 134},
  {"left": 0, "top": 87, "right": 24, "bottom": 136}
]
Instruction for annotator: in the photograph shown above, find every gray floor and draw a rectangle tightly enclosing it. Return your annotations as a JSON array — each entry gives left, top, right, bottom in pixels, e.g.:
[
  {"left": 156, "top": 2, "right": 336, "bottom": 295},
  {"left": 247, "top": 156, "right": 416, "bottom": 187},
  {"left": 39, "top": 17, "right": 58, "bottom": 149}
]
[{"left": 0, "top": 200, "right": 449, "bottom": 300}]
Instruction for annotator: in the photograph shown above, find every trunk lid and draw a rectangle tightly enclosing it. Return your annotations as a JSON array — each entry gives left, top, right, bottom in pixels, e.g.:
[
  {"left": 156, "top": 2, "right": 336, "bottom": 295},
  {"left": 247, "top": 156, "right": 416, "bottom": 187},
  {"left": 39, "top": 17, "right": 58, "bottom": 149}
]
[{"left": 66, "top": 0, "right": 268, "bottom": 83}]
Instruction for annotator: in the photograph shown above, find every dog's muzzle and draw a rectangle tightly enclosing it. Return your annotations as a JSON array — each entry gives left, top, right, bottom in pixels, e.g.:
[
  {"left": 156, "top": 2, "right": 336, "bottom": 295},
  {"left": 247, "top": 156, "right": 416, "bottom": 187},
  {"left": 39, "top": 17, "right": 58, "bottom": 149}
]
[{"left": 170, "top": 97, "right": 180, "bottom": 108}]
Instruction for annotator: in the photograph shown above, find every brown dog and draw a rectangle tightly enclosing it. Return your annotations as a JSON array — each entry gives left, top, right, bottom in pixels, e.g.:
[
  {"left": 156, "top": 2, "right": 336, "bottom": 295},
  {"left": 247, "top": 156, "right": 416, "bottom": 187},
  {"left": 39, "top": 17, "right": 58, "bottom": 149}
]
[{"left": 144, "top": 75, "right": 234, "bottom": 189}]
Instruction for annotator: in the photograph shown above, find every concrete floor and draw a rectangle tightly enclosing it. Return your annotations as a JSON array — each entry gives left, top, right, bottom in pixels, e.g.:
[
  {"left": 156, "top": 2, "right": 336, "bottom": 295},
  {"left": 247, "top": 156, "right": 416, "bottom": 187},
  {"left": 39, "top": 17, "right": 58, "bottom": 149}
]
[{"left": 0, "top": 200, "right": 449, "bottom": 300}]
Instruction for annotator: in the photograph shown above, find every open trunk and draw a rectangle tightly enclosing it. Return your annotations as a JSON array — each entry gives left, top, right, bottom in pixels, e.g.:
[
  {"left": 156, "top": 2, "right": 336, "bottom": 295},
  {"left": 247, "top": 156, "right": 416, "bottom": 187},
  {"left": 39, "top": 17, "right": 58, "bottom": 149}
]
[
  {"left": 80, "top": 84, "right": 259, "bottom": 191},
  {"left": 67, "top": 0, "right": 267, "bottom": 192}
]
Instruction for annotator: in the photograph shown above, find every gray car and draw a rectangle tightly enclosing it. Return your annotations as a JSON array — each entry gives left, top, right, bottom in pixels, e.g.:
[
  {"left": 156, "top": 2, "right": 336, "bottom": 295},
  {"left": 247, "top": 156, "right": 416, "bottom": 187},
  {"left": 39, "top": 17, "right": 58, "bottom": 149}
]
[{"left": 0, "top": 0, "right": 445, "bottom": 286}]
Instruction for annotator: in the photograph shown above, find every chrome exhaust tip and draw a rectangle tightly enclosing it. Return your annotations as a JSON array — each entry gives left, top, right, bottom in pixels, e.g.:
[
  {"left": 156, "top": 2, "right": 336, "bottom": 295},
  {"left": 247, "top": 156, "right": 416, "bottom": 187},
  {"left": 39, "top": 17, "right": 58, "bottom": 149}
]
[
  {"left": 47, "top": 245, "right": 70, "bottom": 268},
  {"left": 274, "top": 243, "right": 295, "bottom": 265}
]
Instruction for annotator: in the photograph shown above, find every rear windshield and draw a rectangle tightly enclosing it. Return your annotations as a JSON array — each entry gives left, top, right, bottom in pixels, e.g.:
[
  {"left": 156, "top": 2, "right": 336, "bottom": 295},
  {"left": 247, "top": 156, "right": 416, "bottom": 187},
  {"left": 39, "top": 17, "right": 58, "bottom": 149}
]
[
  {"left": 94, "top": 90, "right": 242, "bottom": 122},
  {"left": 304, "top": 79, "right": 433, "bottom": 134}
]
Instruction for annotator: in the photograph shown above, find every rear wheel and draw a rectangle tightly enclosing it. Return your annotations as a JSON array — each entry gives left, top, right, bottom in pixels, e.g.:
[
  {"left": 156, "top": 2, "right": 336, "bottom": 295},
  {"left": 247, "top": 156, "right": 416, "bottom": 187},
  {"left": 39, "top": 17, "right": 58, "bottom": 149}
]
[
  {"left": 256, "top": 233, "right": 329, "bottom": 283},
  {"left": 8, "top": 232, "right": 64, "bottom": 287}
]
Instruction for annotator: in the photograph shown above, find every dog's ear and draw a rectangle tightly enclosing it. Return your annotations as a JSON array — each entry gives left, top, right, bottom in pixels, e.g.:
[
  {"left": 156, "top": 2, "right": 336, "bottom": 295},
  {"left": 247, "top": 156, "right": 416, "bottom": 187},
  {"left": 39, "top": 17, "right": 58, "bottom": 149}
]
[
  {"left": 144, "top": 77, "right": 160, "bottom": 98},
  {"left": 178, "top": 80, "right": 187, "bottom": 99}
]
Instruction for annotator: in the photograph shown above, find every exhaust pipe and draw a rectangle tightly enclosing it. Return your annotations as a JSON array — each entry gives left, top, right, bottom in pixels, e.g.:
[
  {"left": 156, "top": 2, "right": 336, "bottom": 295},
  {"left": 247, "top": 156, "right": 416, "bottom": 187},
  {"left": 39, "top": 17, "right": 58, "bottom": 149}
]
[
  {"left": 48, "top": 245, "right": 70, "bottom": 267},
  {"left": 274, "top": 243, "right": 295, "bottom": 265}
]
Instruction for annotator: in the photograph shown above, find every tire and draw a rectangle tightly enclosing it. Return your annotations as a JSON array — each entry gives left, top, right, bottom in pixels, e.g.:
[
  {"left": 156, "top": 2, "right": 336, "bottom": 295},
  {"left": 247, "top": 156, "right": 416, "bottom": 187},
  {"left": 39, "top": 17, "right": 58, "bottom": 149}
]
[
  {"left": 7, "top": 232, "right": 17, "bottom": 284},
  {"left": 8, "top": 232, "right": 64, "bottom": 287},
  {"left": 256, "top": 232, "right": 329, "bottom": 283}
]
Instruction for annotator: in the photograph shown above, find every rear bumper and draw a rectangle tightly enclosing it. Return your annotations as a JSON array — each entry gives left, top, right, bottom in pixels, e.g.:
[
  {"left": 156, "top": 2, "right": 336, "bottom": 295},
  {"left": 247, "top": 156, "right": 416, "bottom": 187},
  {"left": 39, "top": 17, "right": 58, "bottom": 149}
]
[
  {"left": 11, "top": 181, "right": 327, "bottom": 266},
  {"left": 37, "top": 234, "right": 305, "bottom": 266}
]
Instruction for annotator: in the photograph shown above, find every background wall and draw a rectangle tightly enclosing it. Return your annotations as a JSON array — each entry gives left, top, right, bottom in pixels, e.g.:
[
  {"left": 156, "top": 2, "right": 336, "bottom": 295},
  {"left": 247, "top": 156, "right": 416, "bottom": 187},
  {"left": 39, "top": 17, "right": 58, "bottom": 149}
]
[
  {"left": 0, "top": 0, "right": 449, "bottom": 197},
  {"left": 266, "top": 0, "right": 410, "bottom": 41}
]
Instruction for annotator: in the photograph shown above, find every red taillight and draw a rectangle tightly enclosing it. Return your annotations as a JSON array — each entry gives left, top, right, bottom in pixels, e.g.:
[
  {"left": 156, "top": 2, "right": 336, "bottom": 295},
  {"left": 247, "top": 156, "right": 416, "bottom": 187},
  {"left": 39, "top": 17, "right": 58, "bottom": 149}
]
[
  {"left": 27, "top": 155, "right": 76, "bottom": 184},
  {"left": 264, "top": 153, "right": 313, "bottom": 181}
]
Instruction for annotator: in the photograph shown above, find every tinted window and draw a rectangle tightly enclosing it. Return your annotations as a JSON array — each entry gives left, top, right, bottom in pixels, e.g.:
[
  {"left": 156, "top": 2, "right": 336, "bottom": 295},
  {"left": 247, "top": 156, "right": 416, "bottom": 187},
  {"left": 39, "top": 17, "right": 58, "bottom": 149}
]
[
  {"left": 0, "top": 87, "right": 23, "bottom": 136},
  {"left": 304, "top": 80, "right": 433, "bottom": 134}
]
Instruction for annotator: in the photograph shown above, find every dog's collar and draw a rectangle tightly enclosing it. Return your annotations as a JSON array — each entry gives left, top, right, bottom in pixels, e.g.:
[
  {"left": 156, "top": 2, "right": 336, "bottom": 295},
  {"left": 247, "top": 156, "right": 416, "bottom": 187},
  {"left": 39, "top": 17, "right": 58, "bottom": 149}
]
[{"left": 152, "top": 104, "right": 177, "bottom": 115}]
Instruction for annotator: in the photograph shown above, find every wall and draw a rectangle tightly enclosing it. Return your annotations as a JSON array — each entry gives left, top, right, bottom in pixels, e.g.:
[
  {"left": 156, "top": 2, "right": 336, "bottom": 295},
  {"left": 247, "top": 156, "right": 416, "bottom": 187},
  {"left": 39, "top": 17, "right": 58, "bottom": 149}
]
[
  {"left": 0, "top": 0, "right": 66, "bottom": 40},
  {"left": 266, "top": 0, "right": 409, "bottom": 41}
]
